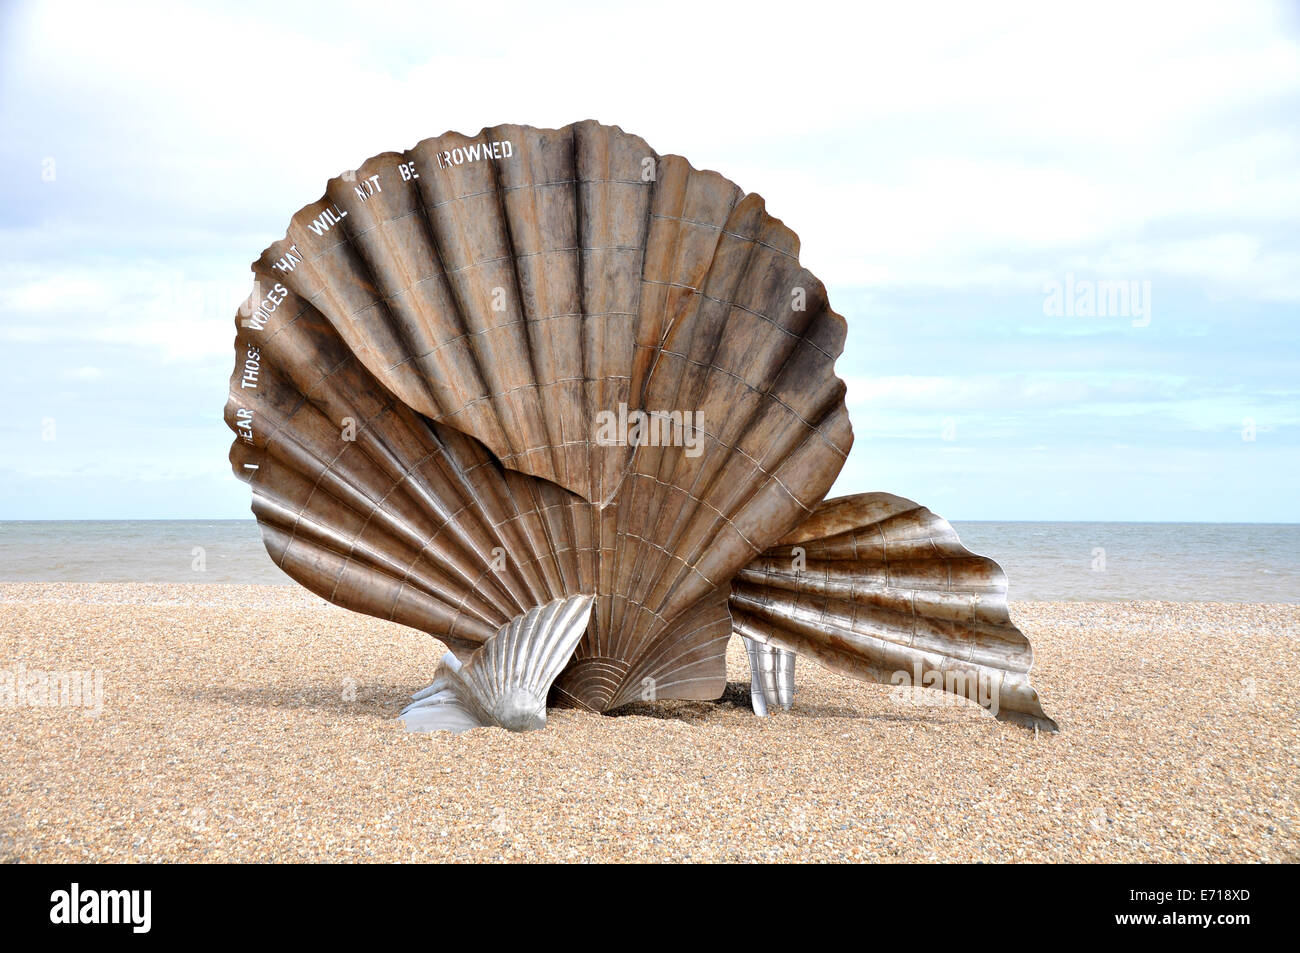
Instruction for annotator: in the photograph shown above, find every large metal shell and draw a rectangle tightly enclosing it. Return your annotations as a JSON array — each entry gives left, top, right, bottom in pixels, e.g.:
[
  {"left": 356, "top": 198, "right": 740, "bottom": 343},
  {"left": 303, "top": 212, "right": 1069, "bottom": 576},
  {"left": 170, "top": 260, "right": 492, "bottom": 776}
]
[
  {"left": 226, "top": 120, "right": 853, "bottom": 713},
  {"left": 730, "top": 493, "right": 1058, "bottom": 730}
]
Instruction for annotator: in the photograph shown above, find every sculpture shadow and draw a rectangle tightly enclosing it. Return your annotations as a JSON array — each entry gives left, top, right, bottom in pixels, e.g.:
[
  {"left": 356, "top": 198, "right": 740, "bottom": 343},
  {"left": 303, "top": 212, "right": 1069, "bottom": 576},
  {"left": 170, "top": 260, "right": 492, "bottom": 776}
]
[
  {"left": 172, "top": 680, "right": 947, "bottom": 728},
  {"left": 603, "top": 680, "right": 752, "bottom": 723},
  {"left": 604, "top": 682, "right": 937, "bottom": 725},
  {"left": 168, "top": 681, "right": 412, "bottom": 716}
]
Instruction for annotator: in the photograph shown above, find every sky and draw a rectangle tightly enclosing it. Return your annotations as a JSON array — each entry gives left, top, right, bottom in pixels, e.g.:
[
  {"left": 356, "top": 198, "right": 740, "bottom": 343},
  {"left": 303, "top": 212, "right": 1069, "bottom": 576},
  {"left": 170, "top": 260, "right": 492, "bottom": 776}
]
[{"left": 1, "top": 0, "right": 1297, "bottom": 522}]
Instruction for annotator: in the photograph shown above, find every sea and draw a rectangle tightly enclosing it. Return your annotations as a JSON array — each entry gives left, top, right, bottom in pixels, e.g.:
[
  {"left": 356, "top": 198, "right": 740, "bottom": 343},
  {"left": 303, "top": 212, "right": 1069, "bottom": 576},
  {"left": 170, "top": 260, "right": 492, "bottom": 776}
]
[{"left": 0, "top": 520, "right": 1296, "bottom": 603}]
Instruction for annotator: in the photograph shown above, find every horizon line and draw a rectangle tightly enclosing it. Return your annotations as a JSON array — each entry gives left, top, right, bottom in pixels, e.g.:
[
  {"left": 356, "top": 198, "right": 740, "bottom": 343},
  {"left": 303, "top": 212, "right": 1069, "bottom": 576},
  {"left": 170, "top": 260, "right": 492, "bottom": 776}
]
[{"left": 2, "top": 517, "right": 1297, "bottom": 527}]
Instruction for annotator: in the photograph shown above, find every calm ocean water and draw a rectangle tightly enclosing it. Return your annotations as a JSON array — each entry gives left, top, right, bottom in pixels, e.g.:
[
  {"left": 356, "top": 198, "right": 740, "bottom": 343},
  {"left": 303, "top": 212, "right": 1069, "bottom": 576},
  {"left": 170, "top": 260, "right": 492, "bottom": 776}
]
[{"left": 0, "top": 520, "right": 1295, "bottom": 602}]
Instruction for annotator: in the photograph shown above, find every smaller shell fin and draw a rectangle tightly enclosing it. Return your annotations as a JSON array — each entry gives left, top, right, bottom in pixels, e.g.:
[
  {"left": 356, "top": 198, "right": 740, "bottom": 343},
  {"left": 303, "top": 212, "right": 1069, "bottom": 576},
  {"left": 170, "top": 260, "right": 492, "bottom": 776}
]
[
  {"left": 401, "top": 595, "right": 595, "bottom": 734},
  {"left": 731, "top": 492, "right": 1058, "bottom": 731}
]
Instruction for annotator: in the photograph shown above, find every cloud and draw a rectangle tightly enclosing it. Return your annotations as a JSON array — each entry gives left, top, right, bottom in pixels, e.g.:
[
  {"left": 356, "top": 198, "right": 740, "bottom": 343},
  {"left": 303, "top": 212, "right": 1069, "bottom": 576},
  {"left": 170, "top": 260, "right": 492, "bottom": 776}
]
[
  {"left": 0, "top": 263, "right": 245, "bottom": 364},
  {"left": 1, "top": 0, "right": 1297, "bottom": 519},
  {"left": 844, "top": 374, "right": 1197, "bottom": 413}
]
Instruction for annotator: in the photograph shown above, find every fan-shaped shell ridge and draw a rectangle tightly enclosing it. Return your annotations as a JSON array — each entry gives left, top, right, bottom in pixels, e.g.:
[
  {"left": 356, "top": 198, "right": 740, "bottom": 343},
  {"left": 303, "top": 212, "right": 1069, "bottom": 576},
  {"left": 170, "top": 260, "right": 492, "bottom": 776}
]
[
  {"left": 226, "top": 296, "right": 597, "bottom": 656},
  {"left": 729, "top": 492, "right": 1057, "bottom": 730},
  {"left": 401, "top": 593, "right": 595, "bottom": 733},
  {"left": 228, "top": 120, "right": 855, "bottom": 713}
]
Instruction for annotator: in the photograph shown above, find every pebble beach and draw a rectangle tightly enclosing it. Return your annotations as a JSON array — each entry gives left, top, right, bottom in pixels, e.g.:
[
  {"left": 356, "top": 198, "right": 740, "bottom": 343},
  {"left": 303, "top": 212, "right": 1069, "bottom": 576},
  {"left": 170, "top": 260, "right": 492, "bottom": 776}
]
[{"left": 1, "top": 582, "right": 1296, "bottom": 863}]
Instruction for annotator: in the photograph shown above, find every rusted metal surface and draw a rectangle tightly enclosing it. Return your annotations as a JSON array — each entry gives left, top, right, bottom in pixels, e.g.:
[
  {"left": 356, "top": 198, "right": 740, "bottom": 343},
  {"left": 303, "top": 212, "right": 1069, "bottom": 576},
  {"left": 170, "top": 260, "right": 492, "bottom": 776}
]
[{"left": 730, "top": 493, "right": 1058, "bottom": 730}]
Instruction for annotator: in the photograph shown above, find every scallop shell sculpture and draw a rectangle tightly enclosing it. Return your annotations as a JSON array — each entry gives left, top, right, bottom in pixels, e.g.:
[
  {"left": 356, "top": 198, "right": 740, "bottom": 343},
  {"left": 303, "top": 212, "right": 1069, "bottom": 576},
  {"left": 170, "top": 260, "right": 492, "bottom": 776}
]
[{"left": 225, "top": 120, "right": 1054, "bottom": 732}]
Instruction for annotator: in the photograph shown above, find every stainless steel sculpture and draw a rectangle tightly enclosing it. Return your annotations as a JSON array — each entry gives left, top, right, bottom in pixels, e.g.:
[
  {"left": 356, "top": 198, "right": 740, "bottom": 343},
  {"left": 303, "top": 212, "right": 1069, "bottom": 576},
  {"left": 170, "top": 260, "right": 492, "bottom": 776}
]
[
  {"left": 225, "top": 120, "right": 1055, "bottom": 733},
  {"left": 731, "top": 493, "right": 1057, "bottom": 730},
  {"left": 401, "top": 595, "right": 594, "bottom": 733}
]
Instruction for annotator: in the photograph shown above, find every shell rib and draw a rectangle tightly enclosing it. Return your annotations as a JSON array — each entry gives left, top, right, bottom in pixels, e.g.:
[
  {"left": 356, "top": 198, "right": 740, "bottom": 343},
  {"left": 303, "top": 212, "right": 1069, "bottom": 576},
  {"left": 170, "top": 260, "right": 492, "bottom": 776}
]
[
  {"left": 227, "top": 120, "right": 853, "bottom": 712},
  {"left": 401, "top": 594, "right": 595, "bottom": 733},
  {"left": 226, "top": 296, "right": 595, "bottom": 658},
  {"left": 729, "top": 493, "right": 1058, "bottom": 730}
]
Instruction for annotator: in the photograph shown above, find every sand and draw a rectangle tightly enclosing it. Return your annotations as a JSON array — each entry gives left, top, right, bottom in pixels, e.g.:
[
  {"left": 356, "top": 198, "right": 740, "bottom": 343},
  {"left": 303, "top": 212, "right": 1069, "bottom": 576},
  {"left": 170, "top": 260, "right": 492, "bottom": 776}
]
[{"left": 0, "top": 582, "right": 1296, "bottom": 863}]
